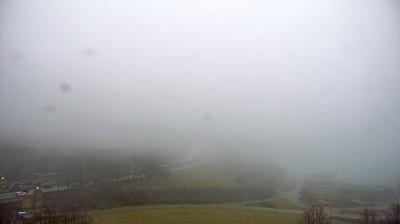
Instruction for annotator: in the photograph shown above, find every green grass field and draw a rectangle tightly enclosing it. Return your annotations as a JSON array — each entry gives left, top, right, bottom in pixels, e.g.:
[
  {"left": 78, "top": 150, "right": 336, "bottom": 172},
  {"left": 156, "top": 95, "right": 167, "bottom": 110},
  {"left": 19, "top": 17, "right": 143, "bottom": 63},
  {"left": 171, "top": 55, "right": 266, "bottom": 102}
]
[
  {"left": 91, "top": 207, "right": 300, "bottom": 224},
  {"left": 162, "top": 164, "right": 239, "bottom": 189},
  {"left": 247, "top": 197, "right": 303, "bottom": 210},
  {"left": 121, "top": 163, "right": 240, "bottom": 191}
]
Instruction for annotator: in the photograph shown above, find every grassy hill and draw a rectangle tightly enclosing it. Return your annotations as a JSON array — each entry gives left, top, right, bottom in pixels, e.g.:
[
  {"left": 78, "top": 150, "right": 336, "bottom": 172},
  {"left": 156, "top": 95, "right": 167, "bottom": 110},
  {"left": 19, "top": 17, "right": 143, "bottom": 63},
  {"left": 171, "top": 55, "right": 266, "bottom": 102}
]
[
  {"left": 120, "top": 162, "right": 239, "bottom": 191},
  {"left": 110, "top": 161, "right": 293, "bottom": 205},
  {"left": 122, "top": 161, "right": 290, "bottom": 191},
  {"left": 247, "top": 197, "right": 303, "bottom": 210},
  {"left": 91, "top": 207, "right": 300, "bottom": 224},
  {"left": 161, "top": 163, "right": 240, "bottom": 189}
]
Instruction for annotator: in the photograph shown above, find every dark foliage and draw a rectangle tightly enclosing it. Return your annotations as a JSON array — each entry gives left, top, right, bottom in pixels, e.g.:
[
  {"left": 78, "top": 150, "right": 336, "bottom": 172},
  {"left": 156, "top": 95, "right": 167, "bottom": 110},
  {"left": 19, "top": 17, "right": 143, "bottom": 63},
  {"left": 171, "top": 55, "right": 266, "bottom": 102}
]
[
  {"left": 297, "top": 205, "right": 331, "bottom": 224},
  {"left": 359, "top": 203, "right": 400, "bottom": 224}
]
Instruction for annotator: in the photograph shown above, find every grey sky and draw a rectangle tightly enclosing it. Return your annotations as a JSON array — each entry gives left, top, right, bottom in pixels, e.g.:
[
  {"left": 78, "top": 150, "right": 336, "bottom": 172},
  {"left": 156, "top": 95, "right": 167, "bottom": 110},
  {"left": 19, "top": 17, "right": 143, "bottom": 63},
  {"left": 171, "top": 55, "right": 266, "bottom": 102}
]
[{"left": 0, "top": 0, "right": 399, "bottom": 185}]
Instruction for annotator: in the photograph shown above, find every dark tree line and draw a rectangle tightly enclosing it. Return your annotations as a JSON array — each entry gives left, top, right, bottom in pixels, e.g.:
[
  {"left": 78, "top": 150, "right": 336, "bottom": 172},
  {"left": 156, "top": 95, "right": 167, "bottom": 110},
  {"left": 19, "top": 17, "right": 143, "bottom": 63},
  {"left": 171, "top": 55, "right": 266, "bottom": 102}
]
[
  {"left": 360, "top": 203, "right": 400, "bottom": 224},
  {"left": 0, "top": 142, "right": 167, "bottom": 189},
  {"left": 31, "top": 205, "right": 93, "bottom": 224},
  {"left": 0, "top": 204, "right": 17, "bottom": 224},
  {"left": 297, "top": 206, "right": 331, "bottom": 224}
]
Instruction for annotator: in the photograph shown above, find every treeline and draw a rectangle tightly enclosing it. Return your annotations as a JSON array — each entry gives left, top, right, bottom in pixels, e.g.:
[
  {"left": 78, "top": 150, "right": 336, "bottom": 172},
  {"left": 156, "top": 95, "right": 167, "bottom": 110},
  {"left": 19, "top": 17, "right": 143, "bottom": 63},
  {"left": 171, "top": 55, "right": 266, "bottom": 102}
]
[
  {"left": 360, "top": 202, "right": 400, "bottom": 224},
  {"left": 0, "top": 204, "right": 92, "bottom": 224},
  {"left": 296, "top": 203, "right": 400, "bottom": 224},
  {"left": 299, "top": 174, "right": 396, "bottom": 205},
  {"left": 0, "top": 142, "right": 167, "bottom": 187}
]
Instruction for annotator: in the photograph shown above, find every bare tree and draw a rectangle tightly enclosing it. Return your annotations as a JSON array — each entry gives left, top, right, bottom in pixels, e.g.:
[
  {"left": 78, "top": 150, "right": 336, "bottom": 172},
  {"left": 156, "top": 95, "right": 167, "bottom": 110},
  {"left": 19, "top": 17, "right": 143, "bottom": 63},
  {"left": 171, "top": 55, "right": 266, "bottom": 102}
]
[
  {"left": 0, "top": 205, "right": 16, "bottom": 224},
  {"left": 385, "top": 202, "right": 400, "bottom": 224},
  {"left": 32, "top": 204, "right": 93, "bottom": 224},
  {"left": 297, "top": 205, "right": 331, "bottom": 224},
  {"left": 360, "top": 203, "right": 399, "bottom": 224},
  {"left": 360, "top": 208, "right": 379, "bottom": 224},
  {"left": 397, "top": 179, "right": 400, "bottom": 198}
]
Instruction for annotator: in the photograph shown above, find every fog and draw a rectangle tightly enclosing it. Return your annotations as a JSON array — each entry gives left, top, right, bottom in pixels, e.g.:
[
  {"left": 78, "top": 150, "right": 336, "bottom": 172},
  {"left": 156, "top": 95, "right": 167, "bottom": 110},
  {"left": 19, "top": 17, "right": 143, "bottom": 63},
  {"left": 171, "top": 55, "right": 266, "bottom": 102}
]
[{"left": 0, "top": 0, "right": 399, "bottom": 185}]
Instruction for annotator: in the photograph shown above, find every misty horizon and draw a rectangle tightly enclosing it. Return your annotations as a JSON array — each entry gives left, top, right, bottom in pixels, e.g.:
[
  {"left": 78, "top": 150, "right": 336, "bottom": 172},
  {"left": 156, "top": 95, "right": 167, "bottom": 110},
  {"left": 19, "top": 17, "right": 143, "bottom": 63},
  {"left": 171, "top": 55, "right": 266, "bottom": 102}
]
[{"left": 1, "top": 0, "right": 400, "bottom": 186}]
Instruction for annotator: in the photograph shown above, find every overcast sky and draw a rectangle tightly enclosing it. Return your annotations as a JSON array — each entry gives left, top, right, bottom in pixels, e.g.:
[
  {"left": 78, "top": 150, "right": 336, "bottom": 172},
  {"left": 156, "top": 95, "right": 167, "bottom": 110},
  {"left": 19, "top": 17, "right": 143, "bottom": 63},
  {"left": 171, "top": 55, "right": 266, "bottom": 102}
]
[{"left": 0, "top": 0, "right": 399, "bottom": 185}]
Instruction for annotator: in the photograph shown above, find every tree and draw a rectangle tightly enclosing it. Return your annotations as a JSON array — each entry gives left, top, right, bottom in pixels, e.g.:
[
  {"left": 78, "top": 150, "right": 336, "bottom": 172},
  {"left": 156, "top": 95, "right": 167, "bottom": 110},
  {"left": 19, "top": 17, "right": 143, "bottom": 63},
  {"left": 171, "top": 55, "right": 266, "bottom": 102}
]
[
  {"left": 360, "top": 208, "right": 379, "bottom": 224},
  {"left": 359, "top": 202, "right": 400, "bottom": 224},
  {"left": 32, "top": 204, "right": 93, "bottom": 224},
  {"left": 385, "top": 202, "right": 400, "bottom": 224},
  {"left": 0, "top": 205, "right": 16, "bottom": 224},
  {"left": 297, "top": 205, "right": 331, "bottom": 224}
]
